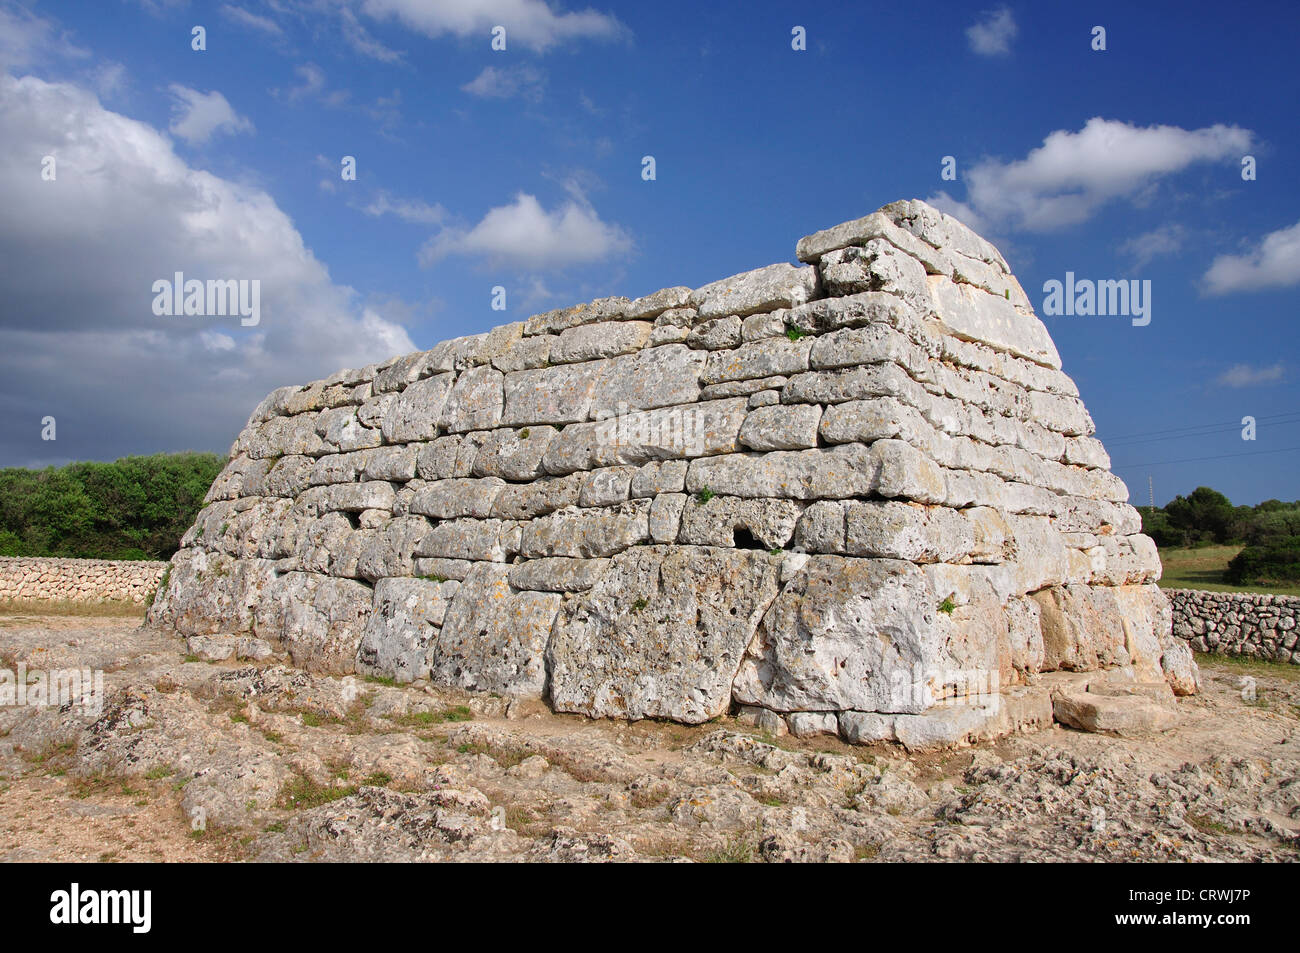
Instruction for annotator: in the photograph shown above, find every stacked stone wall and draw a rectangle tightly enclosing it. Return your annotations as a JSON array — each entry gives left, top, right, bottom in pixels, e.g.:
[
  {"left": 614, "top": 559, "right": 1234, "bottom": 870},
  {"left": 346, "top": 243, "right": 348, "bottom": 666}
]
[
  {"left": 1169, "top": 588, "right": 1300, "bottom": 664},
  {"left": 0, "top": 556, "right": 168, "bottom": 605},
  {"left": 148, "top": 198, "right": 1198, "bottom": 746}
]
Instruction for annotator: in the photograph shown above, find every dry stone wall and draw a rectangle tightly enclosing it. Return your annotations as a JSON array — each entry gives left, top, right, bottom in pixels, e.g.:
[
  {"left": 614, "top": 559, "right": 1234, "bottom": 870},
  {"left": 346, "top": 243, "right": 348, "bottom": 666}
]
[
  {"left": 149, "top": 198, "right": 1199, "bottom": 747},
  {"left": 0, "top": 556, "right": 168, "bottom": 605},
  {"left": 1169, "top": 588, "right": 1300, "bottom": 664}
]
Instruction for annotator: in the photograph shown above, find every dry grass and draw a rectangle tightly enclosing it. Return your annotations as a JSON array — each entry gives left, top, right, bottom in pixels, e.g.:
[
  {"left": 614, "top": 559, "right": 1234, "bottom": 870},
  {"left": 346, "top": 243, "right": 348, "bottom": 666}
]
[{"left": 0, "top": 599, "right": 145, "bottom": 619}]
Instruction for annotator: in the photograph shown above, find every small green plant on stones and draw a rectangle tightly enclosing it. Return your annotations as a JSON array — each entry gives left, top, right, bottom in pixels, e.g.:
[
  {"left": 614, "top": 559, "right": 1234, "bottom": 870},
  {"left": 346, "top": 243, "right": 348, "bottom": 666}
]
[
  {"left": 938, "top": 595, "right": 957, "bottom": 615},
  {"left": 695, "top": 485, "right": 715, "bottom": 505}
]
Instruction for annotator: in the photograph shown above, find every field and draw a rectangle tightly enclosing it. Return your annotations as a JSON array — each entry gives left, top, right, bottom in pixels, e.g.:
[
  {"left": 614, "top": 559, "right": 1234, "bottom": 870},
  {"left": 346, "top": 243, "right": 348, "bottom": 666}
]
[{"left": 1157, "top": 545, "right": 1300, "bottom": 598}]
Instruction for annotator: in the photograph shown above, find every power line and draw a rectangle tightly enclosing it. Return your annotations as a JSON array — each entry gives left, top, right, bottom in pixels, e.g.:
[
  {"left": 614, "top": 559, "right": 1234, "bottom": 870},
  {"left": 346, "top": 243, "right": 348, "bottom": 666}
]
[
  {"left": 1101, "top": 410, "right": 1300, "bottom": 444},
  {"left": 1111, "top": 445, "right": 1300, "bottom": 468},
  {"left": 1104, "top": 417, "right": 1300, "bottom": 447}
]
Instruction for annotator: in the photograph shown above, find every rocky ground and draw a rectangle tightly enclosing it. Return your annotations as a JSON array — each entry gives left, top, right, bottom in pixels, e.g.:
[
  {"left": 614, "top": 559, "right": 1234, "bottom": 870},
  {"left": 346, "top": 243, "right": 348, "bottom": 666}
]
[{"left": 0, "top": 611, "right": 1296, "bottom": 863}]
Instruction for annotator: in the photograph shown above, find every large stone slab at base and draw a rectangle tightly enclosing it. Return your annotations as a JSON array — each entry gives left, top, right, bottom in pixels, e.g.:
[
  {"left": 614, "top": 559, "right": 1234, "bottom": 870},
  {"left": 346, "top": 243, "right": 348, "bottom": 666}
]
[
  {"left": 836, "top": 684, "right": 1054, "bottom": 751},
  {"left": 733, "top": 556, "right": 942, "bottom": 715},
  {"left": 150, "top": 549, "right": 277, "bottom": 637},
  {"left": 429, "top": 564, "right": 562, "bottom": 696},
  {"left": 254, "top": 571, "right": 373, "bottom": 675},
  {"left": 547, "top": 546, "right": 781, "bottom": 723},
  {"left": 355, "top": 576, "right": 460, "bottom": 683}
]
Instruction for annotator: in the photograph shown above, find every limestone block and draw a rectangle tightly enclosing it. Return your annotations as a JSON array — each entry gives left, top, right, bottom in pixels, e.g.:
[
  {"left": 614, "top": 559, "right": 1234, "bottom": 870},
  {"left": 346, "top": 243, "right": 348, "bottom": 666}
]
[
  {"left": 927, "top": 275, "right": 1061, "bottom": 370},
  {"left": 508, "top": 557, "right": 611, "bottom": 593},
  {"left": 844, "top": 501, "right": 975, "bottom": 563},
  {"left": 689, "top": 263, "right": 820, "bottom": 319},
  {"left": 471, "top": 426, "right": 557, "bottom": 481},
  {"left": 520, "top": 500, "right": 651, "bottom": 559},
  {"left": 502, "top": 362, "right": 603, "bottom": 426},
  {"left": 254, "top": 572, "right": 373, "bottom": 675},
  {"left": 733, "top": 556, "right": 940, "bottom": 714},
  {"left": 432, "top": 564, "right": 562, "bottom": 694},
  {"left": 589, "top": 344, "right": 706, "bottom": 417},
  {"left": 796, "top": 210, "right": 955, "bottom": 276},
  {"left": 678, "top": 496, "right": 800, "bottom": 549},
  {"left": 702, "top": 338, "right": 811, "bottom": 385},
  {"left": 738, "top": 404, "right": 822, "bottom": 451},
  {"left": 381, "top": 374, "right": 456, "bottom": 443},
  {"left": 648, "top": 493, "right": 688, "bottom": 543},
  {"left": 553, "top": 320, "right": 652, "bottom": 363},
  {"left": 686, "top": 444, "right": 883, "bottom": 501},
  {"left": 438, "top": 365, "right": 504, "bottom": 433},
  {"left": 547, "top": 546, "right": 782, "bottom": 722},
  {"left": 490, "top": 474, "right": 582, "bottom": 521},
  {"left": 356, "top": 577, "right": 461, "bottom": 682},
  {"left": 626, "top": 285, "right": 692, "bottom": 320}
]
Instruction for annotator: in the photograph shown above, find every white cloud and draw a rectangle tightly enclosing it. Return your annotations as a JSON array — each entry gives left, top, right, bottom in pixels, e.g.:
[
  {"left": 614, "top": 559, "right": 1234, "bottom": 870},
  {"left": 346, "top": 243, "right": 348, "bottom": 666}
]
[
  {"left": 200, "top": 330, "right": 237, "bottom": 353},
  {"left": 461, "top": 65, "right": 545, "bottom": 102},
  {"left": 220, "top": 4, "right": 284, "bottom": 35},
  {"left": 340, "top": 6, "right": 405, "bottom": 63},
  {"left": 1204, "top": 219, "right": 1300, "bottom": 294},
  {"left": 927, "top": 117, "right": 1253, "bottom": 231},
  {"left": 420, "top": 191, "right": 632, "bottom": 269},
  {"left": 361, "top": 0, "right": 626, "bottom": 52},
  {"left": 167, "top": 84, "right": 254, "bottom": 144},
  {"left": 0, "top": 72, "right": 414, "bottom": 464},
  {"left": 92, "top": 61, "right": 128, "bottom": 99},
  {"left": 361, "top": 190, "right": 447, "bottom": 225},
  {"left": 277, "top": 63, "right": 326, "bottom": 103},
  {"left": 0, "top": 1, "right": 88, "bottom": 70},
  {"left": 1215, "top": 363, "right": 1285, "bottom": 387},
  {"left": 966, "top": 7, "right": 1017, "bottom": 56},
  {"left": 1118, "top": 223, "right": 1188, "bottom": 268}
]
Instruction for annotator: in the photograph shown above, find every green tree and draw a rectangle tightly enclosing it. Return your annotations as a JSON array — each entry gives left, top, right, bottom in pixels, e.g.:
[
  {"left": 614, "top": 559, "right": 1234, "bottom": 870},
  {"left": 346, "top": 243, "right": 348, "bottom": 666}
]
[
  {"left": 0, "top": 452, "right": 223, "bottom": 560},
  {"left": 1164, "top": 486, "right": 1237, "bottom": 545}
]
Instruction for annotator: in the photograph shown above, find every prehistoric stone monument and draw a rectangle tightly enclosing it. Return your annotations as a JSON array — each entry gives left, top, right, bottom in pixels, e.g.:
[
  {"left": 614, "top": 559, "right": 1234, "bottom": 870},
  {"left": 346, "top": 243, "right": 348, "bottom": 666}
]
[{"left": 149, "top": 199, "right": 1199, "bottom": 747}]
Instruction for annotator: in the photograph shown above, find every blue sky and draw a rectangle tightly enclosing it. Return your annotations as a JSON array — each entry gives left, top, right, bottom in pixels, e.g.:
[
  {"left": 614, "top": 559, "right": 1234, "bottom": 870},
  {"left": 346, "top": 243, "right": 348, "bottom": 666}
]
[{"left": 0, "top": 0, "right": 1296, "bottom": 506}]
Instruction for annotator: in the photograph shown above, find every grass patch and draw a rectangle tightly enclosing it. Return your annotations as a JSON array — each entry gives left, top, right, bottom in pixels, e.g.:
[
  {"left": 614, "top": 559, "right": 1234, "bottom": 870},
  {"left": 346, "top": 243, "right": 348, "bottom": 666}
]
[
  {"left": 388, "top": 705, "right": 473, "bottom": 727},
  {"left": 1186, "top": 812, "right": 1236, "bottom": 836},
  {"left": 1197, "top": 653, "right": 1300, "bottom": 683},
  {"left": 275, "top": 771, "right": 357, "bottom": 810},
  {"left": 1157, "top": 545, "right": 1300, "bottom": 597},
  {"left": 702, "top": 832, "right": 759, "bottom": 864},
  {"left": 455, "top": 740, "right": 529, "bottom": 769},
  {"left": 0, "top": 599, "right": 144, "bottom": 618},
  {"left": 69, "top": 772, "right": 143, "bottom": 801}
]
